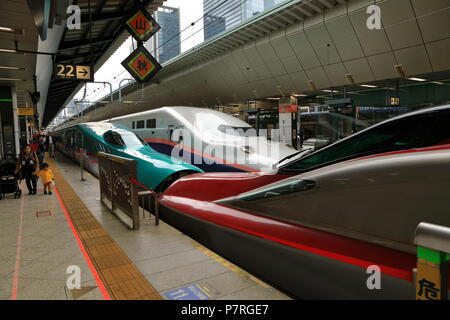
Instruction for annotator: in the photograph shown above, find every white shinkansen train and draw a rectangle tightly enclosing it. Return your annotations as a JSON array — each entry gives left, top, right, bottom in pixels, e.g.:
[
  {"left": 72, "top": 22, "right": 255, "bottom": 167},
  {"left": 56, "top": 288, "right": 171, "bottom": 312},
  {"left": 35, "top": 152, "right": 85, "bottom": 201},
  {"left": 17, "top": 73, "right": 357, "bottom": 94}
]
[{"left": 109, "top": 107, "right": 297, "bottom": 172}]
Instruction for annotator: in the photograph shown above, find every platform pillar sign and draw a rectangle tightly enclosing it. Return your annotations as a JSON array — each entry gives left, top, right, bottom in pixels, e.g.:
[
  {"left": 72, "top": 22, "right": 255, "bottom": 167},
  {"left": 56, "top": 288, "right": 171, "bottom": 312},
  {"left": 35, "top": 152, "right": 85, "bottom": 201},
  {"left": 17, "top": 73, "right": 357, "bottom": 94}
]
[
  {"left": 122, "top": 5, "right": 162, "bottom": 83},
  {"left": 414, "top": 222, "right": 450, "bottom": 300},
  {"left": 415, "top": 246, "right": 449, "bottom": 300}
]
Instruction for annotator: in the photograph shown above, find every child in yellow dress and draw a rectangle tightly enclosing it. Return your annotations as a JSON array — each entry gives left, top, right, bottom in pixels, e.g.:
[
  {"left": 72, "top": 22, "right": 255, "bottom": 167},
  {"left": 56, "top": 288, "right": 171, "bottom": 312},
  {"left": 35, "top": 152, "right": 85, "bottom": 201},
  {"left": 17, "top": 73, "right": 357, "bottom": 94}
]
[{"left": 34, "top": 163, "right": 55, "bottom": 195}]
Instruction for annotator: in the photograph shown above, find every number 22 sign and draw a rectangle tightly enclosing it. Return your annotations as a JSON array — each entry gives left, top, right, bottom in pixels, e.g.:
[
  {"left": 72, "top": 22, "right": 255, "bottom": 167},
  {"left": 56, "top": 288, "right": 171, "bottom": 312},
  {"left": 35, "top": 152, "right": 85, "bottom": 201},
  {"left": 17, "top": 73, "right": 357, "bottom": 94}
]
[{"left": 54, "top": 64, "right": 94, "bottom": 81}]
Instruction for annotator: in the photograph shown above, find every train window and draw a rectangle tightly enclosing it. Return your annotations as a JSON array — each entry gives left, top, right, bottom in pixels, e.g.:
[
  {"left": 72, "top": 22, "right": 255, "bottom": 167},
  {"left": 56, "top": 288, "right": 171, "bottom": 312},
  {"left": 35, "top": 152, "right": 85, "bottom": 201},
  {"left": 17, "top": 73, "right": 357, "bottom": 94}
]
[
  {"left": 281, "top": 110, "right": 450, "bottom": 172},
  {"left": 146, "top": 119, "right": 156, "bottom": 128},
  {"left": 136, "top": 120, "right": 145, "bottom": 129},
  {"left": 218, "top": 125, "right": 257, "bottom": 137},
  {"left": 104, "top": 131, "right": 125, "bottom": 147},
  {"left": 121, "top": 133, "right": 145, "bottom": 147},
  {"left": 132, "top": 122, "right": 136, "bottom": 129},
  {"left": 236, "top": 179, "right": 315, "bottom": 202}
]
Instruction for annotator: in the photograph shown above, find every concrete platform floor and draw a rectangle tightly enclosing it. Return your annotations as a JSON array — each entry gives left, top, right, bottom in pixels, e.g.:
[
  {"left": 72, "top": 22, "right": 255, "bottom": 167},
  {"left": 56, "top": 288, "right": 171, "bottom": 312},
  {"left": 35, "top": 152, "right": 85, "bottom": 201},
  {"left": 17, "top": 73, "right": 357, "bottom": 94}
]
[{"left": 0, "top": 152, "right": 290, "bottom": 300}]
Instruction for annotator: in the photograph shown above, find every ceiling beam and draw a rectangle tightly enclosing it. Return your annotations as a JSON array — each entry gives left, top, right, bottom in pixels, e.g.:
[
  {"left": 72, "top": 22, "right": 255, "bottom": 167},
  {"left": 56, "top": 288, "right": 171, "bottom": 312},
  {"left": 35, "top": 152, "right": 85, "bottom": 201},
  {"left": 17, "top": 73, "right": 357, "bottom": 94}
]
[
  {"left": 80, "top": 11, "right": 131, "bottom": 24},
  {"left": 297, "top": 6, "right": 315, "bottom": 17},
  {"left": 317, "top": 0, "right": 334, "bottom": 9},
  {"left": 56, "top": 50, "right": 104, "bottom": 62},
  {"left": 59, "top": 36, "right": 115, "bottom": 51}
]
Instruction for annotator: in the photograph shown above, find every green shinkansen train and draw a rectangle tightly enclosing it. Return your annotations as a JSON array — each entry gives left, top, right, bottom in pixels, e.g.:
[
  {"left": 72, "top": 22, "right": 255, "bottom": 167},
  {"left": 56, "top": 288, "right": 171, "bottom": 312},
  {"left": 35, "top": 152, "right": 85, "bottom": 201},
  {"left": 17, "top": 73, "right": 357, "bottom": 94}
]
[{"left": 54, "top": 122, "right": 203, "bottom": 192}]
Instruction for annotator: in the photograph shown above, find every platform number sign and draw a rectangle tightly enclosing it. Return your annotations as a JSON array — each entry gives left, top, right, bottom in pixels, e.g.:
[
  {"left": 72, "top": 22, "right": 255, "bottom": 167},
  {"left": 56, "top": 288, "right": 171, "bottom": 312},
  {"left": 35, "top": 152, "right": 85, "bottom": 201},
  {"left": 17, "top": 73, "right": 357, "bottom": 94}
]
[
  {"left": 54, "top": 64, "right": 94, "bottom": 81},
  {"left": 125, "top": 7, "right": 160, "bottom": 42},
  {"left": 388, "top": 97, "right": 400, "bottom": 106}
]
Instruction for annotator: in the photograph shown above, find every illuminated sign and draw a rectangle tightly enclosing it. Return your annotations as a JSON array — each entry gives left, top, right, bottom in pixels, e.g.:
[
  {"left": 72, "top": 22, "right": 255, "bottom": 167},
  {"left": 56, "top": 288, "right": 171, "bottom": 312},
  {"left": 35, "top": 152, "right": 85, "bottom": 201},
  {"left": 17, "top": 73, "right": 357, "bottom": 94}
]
[
  {"left": 125, "top": 7, "right": 160, "bottom": 42},
  {"left": 121, "top": 46, "right": 162, "bottom": 83},
  {"left": 17, "top": 108, "right": 34, "bottom": 116},
  {"left": 54, "top": 64, "right": 94, "bottom": 81},
  {"left": 388, "top": 97, "right": 400, "bottom": 106}
]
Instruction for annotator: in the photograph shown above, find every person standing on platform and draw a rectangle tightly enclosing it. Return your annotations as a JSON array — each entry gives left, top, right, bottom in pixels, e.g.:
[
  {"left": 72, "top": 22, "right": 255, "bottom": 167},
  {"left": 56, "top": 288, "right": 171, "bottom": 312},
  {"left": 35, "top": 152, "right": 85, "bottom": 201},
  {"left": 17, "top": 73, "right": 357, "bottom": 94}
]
[
  {"left": 15, "top": 145, "right": 39, "bottom": 195},
  {"left": 47, "top": 134, "right": 55, "bottom": 158},
  {"left": 37, "top": 135, "right": 46, "bottom": 169},
  {"left": 30, "top": 138, "right": 38, "bottom": 153}
]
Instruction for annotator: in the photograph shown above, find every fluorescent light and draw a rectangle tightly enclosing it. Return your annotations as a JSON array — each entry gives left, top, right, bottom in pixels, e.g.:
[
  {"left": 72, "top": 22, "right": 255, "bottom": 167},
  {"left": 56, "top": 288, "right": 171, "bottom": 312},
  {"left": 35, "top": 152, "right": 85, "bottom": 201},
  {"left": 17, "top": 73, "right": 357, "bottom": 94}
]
[
  {"left": 0, "top": 66, "right": 22, "bottom": 70},
  {"left": 322, "top": 89, "right": 339, "bottom": 93},
  {"left": 0, "top": 48, "right": 16, "bottom": 53},
  {"left": 267, "top": 97, "right": 280, "bottom": 100},
  {"left": 0, "top": 27, "right": 15, "bottom": 32},
  {"left": 408, "top": 77, "right": 427, "bottom": 82},
  {"left": 360, "top": 84, "right": 378, "bottom": 88},
  {"left": 432, "top": 81, "right": 445, "bottom": 85},
  {"left": 0, "top": 77, "right": 24, "bottom": 81},
  {"left": 292, "top": 94, "right": 308, "bottom": 97}
]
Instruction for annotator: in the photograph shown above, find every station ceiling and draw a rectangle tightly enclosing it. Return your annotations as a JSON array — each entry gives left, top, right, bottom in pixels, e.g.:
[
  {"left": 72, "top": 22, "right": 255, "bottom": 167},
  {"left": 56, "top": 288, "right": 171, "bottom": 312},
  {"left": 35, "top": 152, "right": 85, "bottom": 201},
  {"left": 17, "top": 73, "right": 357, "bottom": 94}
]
[
  {"left": 0, "top": 0, "right": 39, "bottom": 94},
  {"left": 42, "top": 0, "right": 165, "bottom": 127},
  {"left": 76, "top": 0, "right": 449, "bottom": 123}
]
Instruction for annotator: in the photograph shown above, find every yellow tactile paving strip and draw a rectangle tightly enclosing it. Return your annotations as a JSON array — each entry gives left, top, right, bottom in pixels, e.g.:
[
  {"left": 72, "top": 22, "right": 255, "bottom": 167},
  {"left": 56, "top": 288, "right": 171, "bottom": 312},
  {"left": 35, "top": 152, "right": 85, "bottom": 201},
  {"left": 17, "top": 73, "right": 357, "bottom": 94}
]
[{"left": 47, "top": 157, "right": 161, "bottom": 300}]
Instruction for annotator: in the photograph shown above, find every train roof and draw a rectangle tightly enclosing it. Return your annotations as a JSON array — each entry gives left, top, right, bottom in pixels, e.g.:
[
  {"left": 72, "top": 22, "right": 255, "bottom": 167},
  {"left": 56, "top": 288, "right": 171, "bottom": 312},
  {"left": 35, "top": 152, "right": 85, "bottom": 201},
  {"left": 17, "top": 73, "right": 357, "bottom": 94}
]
[
  {"left": 109, "top": 106, "right": 252, "bottom": 128},
  {"left": 55, "top": 122, "right": 132, "bottom": 135}
]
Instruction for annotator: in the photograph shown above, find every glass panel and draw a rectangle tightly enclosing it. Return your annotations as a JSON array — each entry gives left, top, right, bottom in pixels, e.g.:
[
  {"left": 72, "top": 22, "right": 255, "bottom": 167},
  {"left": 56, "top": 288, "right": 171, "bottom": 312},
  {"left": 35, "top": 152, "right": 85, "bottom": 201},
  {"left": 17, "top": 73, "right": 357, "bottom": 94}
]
[
  {"left": 237, "top": 178, "right": 315, "bottom": 201},
  {"left": 146, "top": 119, "right": 156, "bottom": 128},
  {"left": 136, "top": 120, "right": 145, "bottom": 129},
  {"left": 119, "top": 132, "right": 144, "bottom": 147},
  {"left": 283, "top": 110, "right": 450, "bottom": 171}
]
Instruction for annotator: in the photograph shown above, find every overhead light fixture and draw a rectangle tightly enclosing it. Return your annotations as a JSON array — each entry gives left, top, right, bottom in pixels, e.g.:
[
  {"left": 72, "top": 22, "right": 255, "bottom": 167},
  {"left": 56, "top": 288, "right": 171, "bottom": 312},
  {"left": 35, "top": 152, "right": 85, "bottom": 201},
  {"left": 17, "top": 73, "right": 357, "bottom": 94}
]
[
  {"left": 0, "top": 48, "right": 16, "bottom": 53},
  {"left": 345, "top": 73, "right": 356, "bottom": 85},
  {"left": 432, "top": 81, "right": 445, "bottom": 85},
  {"left": 267, "top": 97, "right": 281, "bottom": 100},
  {"left": 408, "top": 77, "right": 427, "bottom": 82},
  {"left": 322, "top": 89, "right": 339, "bottom": 93},
  {"left": 360, "top": 84, "right": 378, "bottom": 88},
  {"left": 394, "top": 64, "right": 406, "bottom": 78},
  {"left": 0, "top": 27, "right": 15, "bottom": 32},
  {"left": 292, "top": 93, "right": 307, "bottom": 97},
  {"left": 0, "top": 27, "right": 23, "bottom": 35},
  {"left": 0, "top": 66, "right": 23, "bottom": 70},
  {"left": 307, "top": 80, "right": 316, "bottom": 91},
  {"left": 0, "top": 77, "right": 24, "bottom": 81}
]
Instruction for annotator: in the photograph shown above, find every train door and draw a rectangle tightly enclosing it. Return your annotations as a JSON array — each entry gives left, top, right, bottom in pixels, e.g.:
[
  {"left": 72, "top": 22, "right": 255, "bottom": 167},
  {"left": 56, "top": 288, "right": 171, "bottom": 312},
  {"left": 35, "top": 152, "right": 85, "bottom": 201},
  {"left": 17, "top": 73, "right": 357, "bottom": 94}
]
[{"left": 168, "top": 125, "right": 175, "bottom": 142}]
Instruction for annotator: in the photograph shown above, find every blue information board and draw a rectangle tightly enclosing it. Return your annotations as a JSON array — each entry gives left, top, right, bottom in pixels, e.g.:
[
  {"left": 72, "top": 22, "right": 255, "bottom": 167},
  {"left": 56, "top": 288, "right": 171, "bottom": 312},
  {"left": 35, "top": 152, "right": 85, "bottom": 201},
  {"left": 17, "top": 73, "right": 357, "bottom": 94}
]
[{"left": 164, "top": 285, "right": 209, "bottom": 300}]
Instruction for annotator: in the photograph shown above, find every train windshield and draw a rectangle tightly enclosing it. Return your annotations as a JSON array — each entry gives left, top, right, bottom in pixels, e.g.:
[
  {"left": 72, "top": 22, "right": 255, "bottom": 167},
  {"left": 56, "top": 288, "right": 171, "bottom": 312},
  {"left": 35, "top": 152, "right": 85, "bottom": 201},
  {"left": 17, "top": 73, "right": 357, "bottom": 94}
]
[
  {"left": 280, "top": 109, "right": 450, "bottom": 172},
  {"left": 218, "top": 125, "right": 257, "bottom": 137},
  {"left": 190, "top": 111, "right": 257, "bottom": 139},
  {"left": 104, "top": 130, "right": 144, "bottom": 148},
  {"left": 120, "top": 133, "right": 145, "bottom": 147}
]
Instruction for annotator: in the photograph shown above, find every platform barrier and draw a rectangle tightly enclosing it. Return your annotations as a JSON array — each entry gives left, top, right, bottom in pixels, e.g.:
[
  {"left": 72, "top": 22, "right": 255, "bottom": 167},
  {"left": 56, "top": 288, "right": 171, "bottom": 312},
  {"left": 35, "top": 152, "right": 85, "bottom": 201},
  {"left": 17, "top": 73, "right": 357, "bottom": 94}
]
[
  {"left": 414, "top": 222, "right": 450, "bottom": 300},
  {"left": 98, "top": 152, "right": 159, "bottom": 230}
]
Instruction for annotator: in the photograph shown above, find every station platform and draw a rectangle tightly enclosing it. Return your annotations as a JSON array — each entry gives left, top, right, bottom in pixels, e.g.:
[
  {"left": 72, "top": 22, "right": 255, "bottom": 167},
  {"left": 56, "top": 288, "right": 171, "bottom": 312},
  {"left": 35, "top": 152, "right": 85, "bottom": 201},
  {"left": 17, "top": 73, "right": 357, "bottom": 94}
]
[{"left": 0, "top": 152, "right": 290, "bottom": 300}]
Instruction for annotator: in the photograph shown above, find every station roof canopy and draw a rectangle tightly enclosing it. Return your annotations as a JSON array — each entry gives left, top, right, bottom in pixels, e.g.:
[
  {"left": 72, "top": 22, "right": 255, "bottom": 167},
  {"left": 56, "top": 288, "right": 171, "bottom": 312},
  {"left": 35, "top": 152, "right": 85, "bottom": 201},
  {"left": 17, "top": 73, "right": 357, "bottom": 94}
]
[{"left": 43, "top": 0, "right": 164, "bottom": 127}]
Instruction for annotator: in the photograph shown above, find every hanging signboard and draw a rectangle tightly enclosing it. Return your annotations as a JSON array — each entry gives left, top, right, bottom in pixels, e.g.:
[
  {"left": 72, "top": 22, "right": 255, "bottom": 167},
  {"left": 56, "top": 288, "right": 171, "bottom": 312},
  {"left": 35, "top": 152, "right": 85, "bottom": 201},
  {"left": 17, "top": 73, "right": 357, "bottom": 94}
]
[
  {"left": 17, "top": 108, "right": 34, "bottom": 116},
  {"left": 54, "top": 63, "right": 94, "bottom": 81},
  {"left": 121, "top": 46, "right": 162, "bottom": 83},
  {"left": 388, "top": 97, "right": 400, "bottom": 106},
  {"left": 125, "top": 6, "right": 160, "bottom": 42}
]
